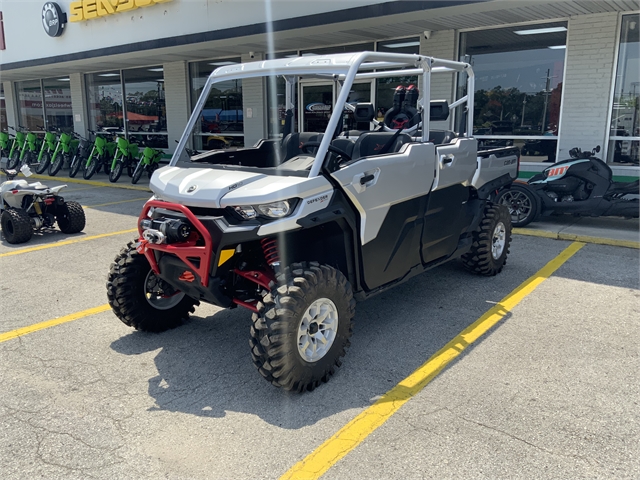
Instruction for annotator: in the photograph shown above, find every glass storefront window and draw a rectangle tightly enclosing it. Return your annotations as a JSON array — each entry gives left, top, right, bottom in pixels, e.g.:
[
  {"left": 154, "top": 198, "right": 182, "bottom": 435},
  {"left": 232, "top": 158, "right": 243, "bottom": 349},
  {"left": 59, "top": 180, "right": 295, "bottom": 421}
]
[
  {"left": 16, "top": 80, "right": 45, "bottom": 131},
  {"left": 459, "top": 22, "right": 567, "bottom": 162},
  {"left": 608, "top": 14, "right": 639, "bottom": 165},
  {"left": 189, "top": 58, "right": 243, "bottom": 150},
  {"left": 375, "top": 38, "right": 420, "bottom": 122},
  {"left": 124, "top": 66, "right": 168, "bottom": 149},
  {"left": 43, "top": 77, "right": 73, "bottom": 132},
  {"left": 0, "top": 85, "right": 7, "bottom": 132},
  {"left": 86, "top": 71, "right": 124, "bottom": 135}
]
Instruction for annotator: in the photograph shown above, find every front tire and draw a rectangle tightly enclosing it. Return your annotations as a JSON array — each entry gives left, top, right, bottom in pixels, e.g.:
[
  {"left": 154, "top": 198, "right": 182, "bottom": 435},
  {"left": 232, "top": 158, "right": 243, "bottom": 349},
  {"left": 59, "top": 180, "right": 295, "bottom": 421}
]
[
  {"left": 35, "top": 151, "right": 51, "bottom": 174},
  {"left": 56, "top": 201, "right": 86, "bottom": 234},
  {"left": 69, "top": 154, "right": 83, "bottom": 178},
  {"left": 495, "top": 184, "right": 538, "bottom": 228},
  {"left": 109, "top": 160, "right": 123, "bottom": 183},
  {"left": 48, "top": 153, "right": 64, "bottom": 176},
  {"left": 1, "top": 208, "right": 33, "bottom": 244},
  {"left": 107, "top": 241, "right": 199, "bottom": 332},
  {"left": 462, "top": 203, "right": 512, "bottom": 276},
  {"left": 131, "top": 160, "right": 144, "bottom": 184},
  {"left": 250, "top": 262, "right": 355, "bottom": 392},
  {"left": 8, "top": 150, "right": 20, "bottom": 170},
  {"left": 83, "top": 158, "right": 98, "bottom": 179}
]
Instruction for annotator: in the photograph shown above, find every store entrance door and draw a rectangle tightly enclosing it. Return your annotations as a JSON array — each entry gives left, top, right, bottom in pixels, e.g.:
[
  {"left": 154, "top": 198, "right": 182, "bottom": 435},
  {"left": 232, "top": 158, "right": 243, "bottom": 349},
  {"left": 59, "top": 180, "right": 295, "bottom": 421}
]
[{"left": 299, "top": 80, "right": 374, "bottom": 133}]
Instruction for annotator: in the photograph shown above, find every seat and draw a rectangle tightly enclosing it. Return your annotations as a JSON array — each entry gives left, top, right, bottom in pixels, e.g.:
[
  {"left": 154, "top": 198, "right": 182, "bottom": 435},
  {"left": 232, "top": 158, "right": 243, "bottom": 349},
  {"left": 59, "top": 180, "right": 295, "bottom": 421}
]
[
  {"left": 429, "top": 130, "right": 458, "bottom": 145},
  {"left": 351, "top": 132, "right": 412, "bottom": 160},
  {"left": 281, "top": 132, "right": 324, "bottom": 161},
  {"left": 331, "top": 138, "right": 356, "bottom": 158}
]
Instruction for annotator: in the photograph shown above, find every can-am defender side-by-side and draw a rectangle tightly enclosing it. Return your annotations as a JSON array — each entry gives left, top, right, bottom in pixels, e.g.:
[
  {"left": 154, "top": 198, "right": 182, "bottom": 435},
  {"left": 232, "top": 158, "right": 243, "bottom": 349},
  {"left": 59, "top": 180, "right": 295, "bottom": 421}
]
[{"left": 107, "top": 52, "right": 519, "bottom": 392}]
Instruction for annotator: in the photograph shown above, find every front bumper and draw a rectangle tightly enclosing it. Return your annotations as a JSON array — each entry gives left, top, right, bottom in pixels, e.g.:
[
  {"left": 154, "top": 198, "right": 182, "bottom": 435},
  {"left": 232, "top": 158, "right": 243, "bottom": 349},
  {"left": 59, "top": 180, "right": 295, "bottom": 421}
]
[{"left": 137, "top": 200, "right": 261, "bottom": 308}]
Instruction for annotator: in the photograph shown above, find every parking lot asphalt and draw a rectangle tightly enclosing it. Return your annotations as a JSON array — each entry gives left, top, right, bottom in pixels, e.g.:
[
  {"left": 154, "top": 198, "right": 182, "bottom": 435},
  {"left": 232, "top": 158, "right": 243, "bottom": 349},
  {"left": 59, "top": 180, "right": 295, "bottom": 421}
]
[{"left": 1, "top": 177, "right": 638, "bottom": 479}]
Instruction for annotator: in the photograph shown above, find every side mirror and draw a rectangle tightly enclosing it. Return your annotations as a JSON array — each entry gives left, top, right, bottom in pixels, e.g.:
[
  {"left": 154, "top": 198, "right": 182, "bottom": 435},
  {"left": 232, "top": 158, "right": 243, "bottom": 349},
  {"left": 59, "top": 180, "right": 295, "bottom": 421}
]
[
  {"left": 430, "top": 100, "right": 450, "bottom": 121},
  {"left": 595, "top": 145, "right": 601, "bottom": 153},
  {"left": 353, "top": 103, "right": 375, "bottom": 123},
  {"left": 20, "top": 164, "right": 33, "bottom": 177}
]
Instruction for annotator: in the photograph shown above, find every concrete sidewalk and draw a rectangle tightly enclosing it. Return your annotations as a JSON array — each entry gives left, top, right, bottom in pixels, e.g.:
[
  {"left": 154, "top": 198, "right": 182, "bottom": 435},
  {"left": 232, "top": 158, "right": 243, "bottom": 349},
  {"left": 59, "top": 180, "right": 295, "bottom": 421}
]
[{"left": 514, "top": 215, "right": 640, "bottom": 249}]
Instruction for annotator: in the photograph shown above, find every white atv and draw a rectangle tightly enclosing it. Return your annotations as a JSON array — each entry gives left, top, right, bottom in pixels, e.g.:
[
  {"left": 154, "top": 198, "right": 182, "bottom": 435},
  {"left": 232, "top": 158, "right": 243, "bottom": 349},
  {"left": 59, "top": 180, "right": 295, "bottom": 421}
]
[
  {"left": 0, "top": 161, "right": 86, "bottom": 244},
  {"left": 107, "top": 52, "right": 520, "bottom": 392}
]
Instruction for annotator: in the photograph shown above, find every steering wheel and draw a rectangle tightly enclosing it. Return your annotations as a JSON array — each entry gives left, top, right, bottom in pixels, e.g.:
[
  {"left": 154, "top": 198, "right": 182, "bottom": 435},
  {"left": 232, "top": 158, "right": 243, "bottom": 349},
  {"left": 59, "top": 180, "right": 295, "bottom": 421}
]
[{"left": 300, "top": 142, "right": 352, "bottom": 161}]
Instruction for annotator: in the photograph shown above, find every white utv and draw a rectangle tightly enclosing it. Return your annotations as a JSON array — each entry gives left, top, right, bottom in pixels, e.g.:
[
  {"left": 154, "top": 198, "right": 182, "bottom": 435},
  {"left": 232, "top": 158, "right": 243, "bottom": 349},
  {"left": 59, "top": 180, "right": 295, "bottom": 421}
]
[{"left": 107, "top": 52, "right": 519, "bottom": 392}]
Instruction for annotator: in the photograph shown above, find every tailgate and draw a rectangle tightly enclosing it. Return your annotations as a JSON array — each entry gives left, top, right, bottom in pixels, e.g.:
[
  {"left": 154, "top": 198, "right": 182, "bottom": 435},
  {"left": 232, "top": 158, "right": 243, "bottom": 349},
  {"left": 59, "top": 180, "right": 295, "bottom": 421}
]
[{"left": 472, "top": 146, "right": 520, "bottom": 191}]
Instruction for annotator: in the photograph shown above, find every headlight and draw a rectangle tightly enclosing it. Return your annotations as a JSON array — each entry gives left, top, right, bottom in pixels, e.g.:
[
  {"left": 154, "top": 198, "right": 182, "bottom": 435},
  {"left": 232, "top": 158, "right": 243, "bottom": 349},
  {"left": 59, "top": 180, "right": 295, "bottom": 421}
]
[
  {"left": 232, "top": 200, "right": 295, "bottom": 220},
  {"left": 257, "top": 201, "right": 291, "bottom": 218},
  {"left": 234, "top": 206, "right": 258, "bottom": 219}
]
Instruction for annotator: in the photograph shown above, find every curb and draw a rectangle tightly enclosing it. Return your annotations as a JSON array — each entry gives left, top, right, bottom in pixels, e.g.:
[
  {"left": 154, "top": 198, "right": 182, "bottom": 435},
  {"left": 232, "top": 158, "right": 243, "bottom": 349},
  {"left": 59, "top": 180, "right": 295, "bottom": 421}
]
[
  {"left": 513, "top": 228, "right": 640, "bottom": 249},
  {"left": 27, "top": 173, "right": 151, "bottom": 192}
]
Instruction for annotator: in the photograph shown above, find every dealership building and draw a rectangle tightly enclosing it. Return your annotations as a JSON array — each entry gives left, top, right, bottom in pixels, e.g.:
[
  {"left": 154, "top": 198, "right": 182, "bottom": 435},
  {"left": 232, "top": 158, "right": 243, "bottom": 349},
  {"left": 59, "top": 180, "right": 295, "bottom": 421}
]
[{"left": 0, "top": 0, "right": 638, "bottom": 178}]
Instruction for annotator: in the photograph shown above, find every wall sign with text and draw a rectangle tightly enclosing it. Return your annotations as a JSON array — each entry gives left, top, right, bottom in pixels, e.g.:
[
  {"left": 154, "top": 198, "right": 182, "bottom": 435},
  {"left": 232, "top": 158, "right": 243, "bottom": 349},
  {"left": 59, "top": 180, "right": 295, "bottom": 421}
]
[{"left": 70, "top": 0, "right": 173, "bottom": 23}]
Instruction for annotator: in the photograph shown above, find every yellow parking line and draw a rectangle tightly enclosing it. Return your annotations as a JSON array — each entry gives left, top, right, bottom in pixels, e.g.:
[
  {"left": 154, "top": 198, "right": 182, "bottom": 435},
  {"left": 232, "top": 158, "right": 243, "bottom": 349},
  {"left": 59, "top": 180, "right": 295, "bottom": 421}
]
[
  {"left": 281, "top": 241, "right": 586, "bottom": 480},
  {"left": 85, "top": 197, "right": 149, "bottom": 208},
  {"left": 0, "top": 228, "right": 137, "bottom": 258},
  {"left": 0, "top": 304, "right": 111, "bottom": 343}
]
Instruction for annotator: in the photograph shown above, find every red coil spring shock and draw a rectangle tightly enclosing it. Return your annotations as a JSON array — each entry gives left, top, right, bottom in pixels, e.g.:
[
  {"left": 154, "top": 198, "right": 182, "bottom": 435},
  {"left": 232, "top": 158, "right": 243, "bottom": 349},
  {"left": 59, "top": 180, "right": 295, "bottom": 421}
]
[{"left": 260, "top": 237, "right": 280, "bottom": 266}]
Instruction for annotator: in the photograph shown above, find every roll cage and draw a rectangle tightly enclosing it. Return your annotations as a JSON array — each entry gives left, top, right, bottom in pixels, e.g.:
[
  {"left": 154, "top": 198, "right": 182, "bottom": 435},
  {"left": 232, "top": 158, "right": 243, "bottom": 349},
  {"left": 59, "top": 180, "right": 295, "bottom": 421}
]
[{"left": 171, "top": 51, "right": 475, "bottom": 177}]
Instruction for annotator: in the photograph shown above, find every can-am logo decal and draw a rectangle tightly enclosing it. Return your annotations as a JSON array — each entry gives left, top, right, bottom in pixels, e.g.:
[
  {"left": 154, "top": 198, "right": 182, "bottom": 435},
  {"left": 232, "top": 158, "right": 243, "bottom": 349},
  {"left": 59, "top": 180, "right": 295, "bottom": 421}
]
[
  {"left": 42, "top": 2, "right": 66, "bottom": 37},
  {"left": 306, "top": 194, "right": 329, "bottom": 205},
  {"left": 69, "top": 0, "right": 173, "bottom": 23},
  {"left": 306, "top": 103, "right": 331, "bottom": 112}
]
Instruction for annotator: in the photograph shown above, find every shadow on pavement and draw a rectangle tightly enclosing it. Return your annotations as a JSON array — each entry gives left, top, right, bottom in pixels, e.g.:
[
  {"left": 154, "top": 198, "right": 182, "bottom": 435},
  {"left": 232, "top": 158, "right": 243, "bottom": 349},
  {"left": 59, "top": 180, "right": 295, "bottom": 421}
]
[{"left": 109, "top": 256, "right": 541, "bottom": 429}]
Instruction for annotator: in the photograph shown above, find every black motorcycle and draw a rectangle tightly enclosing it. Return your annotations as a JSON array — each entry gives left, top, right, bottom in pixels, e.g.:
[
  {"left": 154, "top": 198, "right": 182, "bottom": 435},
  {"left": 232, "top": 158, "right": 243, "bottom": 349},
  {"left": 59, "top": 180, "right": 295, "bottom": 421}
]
[{"left": 496, "top": 146, "right": 639, "bottom": 227}]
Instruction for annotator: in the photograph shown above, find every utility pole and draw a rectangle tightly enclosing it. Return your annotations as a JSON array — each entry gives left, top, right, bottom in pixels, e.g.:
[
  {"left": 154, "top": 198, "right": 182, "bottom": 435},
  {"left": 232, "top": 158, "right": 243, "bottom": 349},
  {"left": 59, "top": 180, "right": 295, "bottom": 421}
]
[{"left": 541, "top": 69, "right": 557, "bottom": 133}]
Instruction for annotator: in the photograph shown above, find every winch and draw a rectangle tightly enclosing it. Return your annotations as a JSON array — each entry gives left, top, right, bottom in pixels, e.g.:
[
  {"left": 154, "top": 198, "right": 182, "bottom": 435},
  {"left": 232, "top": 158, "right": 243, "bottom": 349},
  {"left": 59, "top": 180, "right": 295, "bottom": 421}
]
[{"left": 139, "top": 217, "right": 192, "bottom": 244}]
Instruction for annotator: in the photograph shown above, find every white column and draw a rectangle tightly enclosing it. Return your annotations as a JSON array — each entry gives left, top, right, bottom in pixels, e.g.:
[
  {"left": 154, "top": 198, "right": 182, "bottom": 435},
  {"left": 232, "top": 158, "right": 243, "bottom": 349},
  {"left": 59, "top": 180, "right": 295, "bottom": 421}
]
[
  {"left": 420, "top": 29, "right": 457, "bottom": 130},
  {"left": 163, "top": 61, "right": 190, "bottom": 153},
  {"left": 69, "top": 73, "right": 88, "bottom": 136},
  {"left": 558, "top": 12, "right": 619, "bottom": 159},
  {"left": 241, "top": 52, "right": 266, "bottom": 147},
  {"left": 2, "top": 81, "right": 19, "bottom": 129}
]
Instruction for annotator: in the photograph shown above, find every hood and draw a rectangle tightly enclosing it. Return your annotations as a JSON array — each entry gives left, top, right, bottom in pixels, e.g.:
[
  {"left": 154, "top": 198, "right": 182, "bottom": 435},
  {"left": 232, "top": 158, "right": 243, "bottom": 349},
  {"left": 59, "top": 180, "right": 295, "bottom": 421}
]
[{"left": 150, "top": 166, "right": 267, "bottom": 208}]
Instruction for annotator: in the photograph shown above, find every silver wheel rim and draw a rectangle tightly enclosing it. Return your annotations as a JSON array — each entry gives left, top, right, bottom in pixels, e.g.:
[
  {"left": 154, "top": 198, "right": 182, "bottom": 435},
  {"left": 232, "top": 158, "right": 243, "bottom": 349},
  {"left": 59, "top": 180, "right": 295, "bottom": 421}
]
[
  {"left": 500, "top": 190, "right": 532, "bottom": 223},
  {"left": 297, "top": 298, "right": 339, "bottom": 363},
  {"left": 492, "top": 221, "right": 507, "bottom": 260},
  {"left": 144, "top": 270, "right": 185, "bottom": 310}
]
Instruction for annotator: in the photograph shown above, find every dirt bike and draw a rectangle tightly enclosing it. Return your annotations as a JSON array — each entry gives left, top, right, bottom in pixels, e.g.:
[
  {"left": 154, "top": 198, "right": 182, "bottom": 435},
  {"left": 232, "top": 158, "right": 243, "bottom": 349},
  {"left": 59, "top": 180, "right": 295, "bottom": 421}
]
[
  {"left": 496, "top": 145, "right": 639, "bottom": 227},
  {"left": 131, "top": 145, "right": 162, "bottom": 184},
  {"left": 0, "top": 130, "right": 10, "bottom": 162},
  {"left": 109, "top": 136, "right": 138, "bottom": 183},
  {"left": 83, "top": 131, "right": 115, "bottom": 180},
  {"left": 7, "top": 126, "right": 38, "bottom": 171},
  {"left": 69, "top": 132, "right": 91, "bottom": 178},
  {"left": 48, "top": 130, "right": 78, "bottom": 177},
  {"left": 33, "top": 127, "right": 58, "bottom": 175},
  {"left": 0, "top": 160, "right": 86, "bottom": 244}
]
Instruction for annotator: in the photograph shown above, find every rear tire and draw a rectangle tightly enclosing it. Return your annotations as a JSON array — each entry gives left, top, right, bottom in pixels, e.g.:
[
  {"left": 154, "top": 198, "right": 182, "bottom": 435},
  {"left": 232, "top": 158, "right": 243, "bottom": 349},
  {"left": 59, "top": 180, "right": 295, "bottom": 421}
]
[
  {"left": 495, "top": 184, "right": 538, "bottom": 228},
  {"left": 462, "top": 203, "right": 512, "bottom": 276},
  {"left": 107, "top": 241, "right": 199, "bottom": 332},
  {"left": 109, "top": 160, "right": 123, "bottom": 183},
  {"left": 48, "top": 153, "right": 64, "bottom": 176},
  {"left": 34, "top": 151, "right": 51, "bottom": 174},
  {"left": 250, "top": 262, "right": 355, "bottom": 392},
  {"left": 56, "top": 201, "right": 86, "bottom": 234},
  {"left": 1, "top": 208, "right": 33, "bottom": 244}
]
